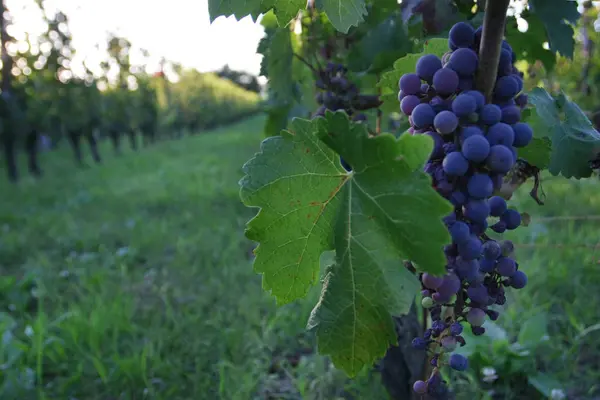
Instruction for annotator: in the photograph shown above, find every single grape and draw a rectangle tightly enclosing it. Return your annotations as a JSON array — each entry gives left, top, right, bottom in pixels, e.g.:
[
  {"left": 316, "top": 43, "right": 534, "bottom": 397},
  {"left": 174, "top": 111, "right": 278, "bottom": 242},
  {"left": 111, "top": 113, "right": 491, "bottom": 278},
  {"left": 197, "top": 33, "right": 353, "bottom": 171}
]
[
  {"left": 449, "top": 21, "right": 475, "bottom": 48},
  {"left": 449, "top": 353, "right": 469, "bottom": 371},
  {"left": 433, "top": 68, "right": 459, "bottom": 96},
  {"left": 497, "top": 48, "right": 513, "bottom": 76},
  {"left": 480, "top": 104, "right": 502, "bottom": 125},
  {"left": 491, "top": 221, "right": 507, "bottom": 233},
  {"left": 486, "top": 145, "right": 514, "bottom": 173},
  {"left": 412, "top": 337, "right": 429, "bottom": 350},
  {"left": 501, "top": 105, "right": 521, "bottom": 125},
  {"left": 413, "top": 380, "right": 428, "bottom": 395},
  {"left": 441, "top": 336, "right": 458, "bottom": 351},
  {"left": 450, "top": 221, "right": 471, "bottom": 244},
  {"left": 434, "top": 110, "right": 459, "bottom": 134},
  {"left": 400, "top": 95, "right": 421, "bottom": 115},
  {"left": 443, "top": 151, "right": 469, "bottom": 176},
  {"left": 479, "top": 258, "right": 496, "bottom": 273},
  {"left": 469, "top": 219, "right": 488, "bottom": 236},
  {"left": 412, "top": 103, "right": 436, "bottom": 128},
  {"left": 416, "top": 54, "right": 443, "bottom": 83},
  {"left": 511, "top": 270, "right": 528, "bottom": 289},
  {"left": 450, "top": 190, "right": 467, "bottom": 206},
  {"left": 500, "top": 240, "right": 515, "bottom": 257},
  {"left": 430, "top": 96, "right": 449, "bottom": 113},
  {"left": 463, "top": 199, "right": 490, "bottom": 222},
  {"left": 437, "top": 273, "right": 461, "bottom": 297},
  {"left": 515, "top": 93, "right": 528, "bottom": 108},
  {"left": 482, "top": 240, "right": 501, "bottom": 260},
  {"left": 452, "top": 93, "right": 477, "bottom": 117},
  {"left": 448, "top": 48, "right": 478, "bottom": 77},
  {"left": 399, "top": 73, "right": 422, "bottom": 95},
  {"left": 486, "top": 309, "right": 500, "bottom": 321},
  {"left": 432, "top": 292, "right": 451, "bottom": 304},
  {"left": 467, "top": 284, "right": 489, "bottom": 303},
  {"left": 422, "top": 272, "right": 444, "bottom": 290},
  {"left": 467, "top": 308, "right": 486, "bottom": 327},
  {"left": 450, "top": 322, "right": 463, "bottom": 336},
  {"left": 501, "top": 209, "right": 522, "bottom": 230},
  {"left": 513, "top": 74, "right": 524, "bottom": 93},
  {"left": 458, "top": 236, "right": 482, "bottom": 260},
  {"left": 494, "top": 75, "right": 519, "bottom": 100},
  {"left": 397, "top": 90, "right": 406, "bottom": 102},
  {"left": 472, "top": 326, "right": 486, "bottom": 336},
  {"left": 488, "top": 196, "right": 508, "bottom": 217},
  {"left": 462, "top": 135, "right": 491, "bottom": 163},
  {"left": 512, "top": 122, "right": 533, "bottom": 147},
  {"left": 467, "top": 173, "right": 494, "bottom": 199},
  {"left": 487, "top": 122, "right": 515, "bottom": 146},
  {"left": 497, "top": 256, "right": 517, "bottom": 277},
  {"left": 465, "top": 90, "right": 485, "bottom": 110},
  {"left": 422, "top": 296, "right": 435, "bottom": 308}
]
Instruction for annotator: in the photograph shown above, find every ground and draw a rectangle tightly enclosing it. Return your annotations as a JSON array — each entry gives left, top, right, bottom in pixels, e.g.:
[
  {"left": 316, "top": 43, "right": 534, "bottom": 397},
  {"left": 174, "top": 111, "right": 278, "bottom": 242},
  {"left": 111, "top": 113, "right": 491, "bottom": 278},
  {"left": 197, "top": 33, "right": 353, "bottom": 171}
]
[{"left": 0, "top": 116, "right": 598, "bottom": 400}]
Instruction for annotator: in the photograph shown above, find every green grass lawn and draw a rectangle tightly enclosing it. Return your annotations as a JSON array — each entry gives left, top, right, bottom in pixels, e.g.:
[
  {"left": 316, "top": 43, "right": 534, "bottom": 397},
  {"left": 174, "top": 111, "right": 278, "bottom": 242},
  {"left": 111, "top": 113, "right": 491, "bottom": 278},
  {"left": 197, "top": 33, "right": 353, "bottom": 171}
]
[{"left": 0, "top": 116, "right": 598, "bottom": 399}]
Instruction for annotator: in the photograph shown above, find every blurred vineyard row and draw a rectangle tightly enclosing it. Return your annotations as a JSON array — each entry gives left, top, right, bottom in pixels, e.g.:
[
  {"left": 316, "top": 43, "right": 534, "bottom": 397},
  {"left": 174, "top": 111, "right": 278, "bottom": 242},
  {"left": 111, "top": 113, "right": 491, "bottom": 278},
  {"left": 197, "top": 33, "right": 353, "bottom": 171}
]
[{"left": 0, "top": 2, "right": 262, "bottom": 183}]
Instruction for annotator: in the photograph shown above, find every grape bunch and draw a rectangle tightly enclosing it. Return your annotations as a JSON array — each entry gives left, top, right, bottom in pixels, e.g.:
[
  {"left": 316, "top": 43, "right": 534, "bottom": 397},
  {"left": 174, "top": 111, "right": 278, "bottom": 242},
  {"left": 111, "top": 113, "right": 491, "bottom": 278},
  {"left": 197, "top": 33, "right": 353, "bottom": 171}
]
[
  {"left": 314, "top": 62, "right": 382, "bottom": 123},
  {"left": 398, "top": 22, "right": 532, "bottom": 398}
]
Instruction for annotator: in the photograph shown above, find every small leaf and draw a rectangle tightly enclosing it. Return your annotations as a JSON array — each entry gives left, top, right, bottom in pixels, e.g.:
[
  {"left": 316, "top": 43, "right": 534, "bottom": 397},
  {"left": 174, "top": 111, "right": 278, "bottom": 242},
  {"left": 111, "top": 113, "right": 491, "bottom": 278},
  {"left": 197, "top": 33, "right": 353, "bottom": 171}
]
[
  {"left": 518, "top": 312, "right": 549, "bottom": 348},
  {"left": 315, "top": 0, "right": 368, "bottom": 33},
  {"left": 240, "top": 111, "right": 452, "bottom": 376},
  {"left": 528, "top": 88, "right": 600, "bottom": 178},
  {"left": 528, "top": 373, "right": 565, "bottom": 398},
  {"left": 517, "top": 137, "right": 552, "bottom": 170},
  {"left": 208, "top": 0, "right": 306, "bottom": 27},
  {"left": 378, "top": 38, "right": 448, "bottom": 110}
]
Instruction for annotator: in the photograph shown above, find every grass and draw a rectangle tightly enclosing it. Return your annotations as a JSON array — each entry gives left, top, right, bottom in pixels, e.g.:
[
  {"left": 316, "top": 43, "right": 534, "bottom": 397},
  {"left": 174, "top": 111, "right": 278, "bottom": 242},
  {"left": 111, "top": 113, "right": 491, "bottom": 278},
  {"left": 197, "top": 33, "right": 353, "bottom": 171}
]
[{"left": 0, "top": 116, "right": 598, "bottom": 399}]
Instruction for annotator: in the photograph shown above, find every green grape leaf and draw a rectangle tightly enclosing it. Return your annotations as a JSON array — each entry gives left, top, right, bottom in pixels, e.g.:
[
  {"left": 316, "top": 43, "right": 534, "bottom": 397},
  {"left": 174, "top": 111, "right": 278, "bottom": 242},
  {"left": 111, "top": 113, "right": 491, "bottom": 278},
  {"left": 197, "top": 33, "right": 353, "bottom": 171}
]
[
  {"left": 347, "top": 14, "right": 412, "bottom": 74},
  {"left": 377, "top": 38, "right": 448, "bottom": 111},
  {"left": 528, "top": 88, "right": 600, "bottom": 178},
  {"left": 315, "top": 0, "right": 368, "bottom": 33},
  {"left": 264, "top": 103, "right": 292, "bottom": 137},
  {"left": 528, "top": 0, "right": 579, "bottom": 58},
  {"left": 208, "top": 0, "right": 305, "bottom": 27},
  {"left": 505, "top": 13, "right": 556, "bottom": 72},
  {"left": 261, "top": 28, "right": 294, "bottom": 102},
  {"left": 240, "top": 111, "right": 451, "bottom": 376},
  {"left": 517, "top": 137, "right": 552, "bottom": 170}
]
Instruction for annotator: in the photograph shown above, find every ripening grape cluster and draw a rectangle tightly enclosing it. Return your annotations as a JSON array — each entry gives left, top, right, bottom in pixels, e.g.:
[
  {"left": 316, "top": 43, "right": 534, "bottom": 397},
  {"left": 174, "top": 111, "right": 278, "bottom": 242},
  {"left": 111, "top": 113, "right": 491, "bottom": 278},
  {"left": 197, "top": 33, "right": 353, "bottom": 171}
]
[
  {"left": 398, "top": 22, "right": 532, "bottom": 398},
  {"left": 314, "top": 62, "right": 381, "bottom": 123}
]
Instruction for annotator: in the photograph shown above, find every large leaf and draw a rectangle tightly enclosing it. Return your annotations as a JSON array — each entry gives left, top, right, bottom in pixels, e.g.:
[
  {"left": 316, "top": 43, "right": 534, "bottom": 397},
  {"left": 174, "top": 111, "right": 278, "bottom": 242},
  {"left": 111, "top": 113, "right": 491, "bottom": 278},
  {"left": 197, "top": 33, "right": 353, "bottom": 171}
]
[
  {"left": 315, "top": 0, "right": 368, "bottom": 33},
  {"left": 528, "top": 88, "right": 600, "bottom": 178},
  {"left": 347, "top": 13, "right": 412, "bottom": 74},
  {"left": 528, "top": 0, "right": 579, "bottom": 59},
  {"left": 240, "top": 112, "right": 452, "bottom": 375},
  {"left": 505, "top": 13, "right": 556, "bottom": 72},
  {"left": 517, "top": 137, "right": 552, "bottom": 170},
  {"left": 208, "top": 0, "right": 305, "bottom": 27},
  {"left": 377, "top": 38, "right": 448, "bottom": 112}
]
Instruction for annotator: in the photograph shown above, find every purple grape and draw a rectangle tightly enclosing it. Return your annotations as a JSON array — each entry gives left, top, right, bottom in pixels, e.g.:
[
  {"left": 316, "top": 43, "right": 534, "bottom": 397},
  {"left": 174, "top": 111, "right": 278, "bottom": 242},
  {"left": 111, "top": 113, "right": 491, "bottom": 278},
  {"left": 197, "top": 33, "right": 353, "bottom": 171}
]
[
  {"left": 480, "top": 104, "right": 502, "bottom": 125},
  {"left": 512, "top": 122, "right": 533, "bottom": 147},
  {"left": 491, "top": 221, "right": 507, "bottom": 233},
  {"left": 450, "top": 322, "right": 463, "bottom": 336},
  {"left": 434, "top": 110, "right": 459, "bottom": 135},
  {"left": 426, "top": 131, "right": 445, "bottom": 160},
  {"left": 449, "top": 353, "right": 469, "bottom": 371},
  {"left": 452, "top": 93, "right": 477, "bottom": 117},
  {"left": 430, "top": 96, "right": 449, "bottom": 112},
  {"left": 450, "top": 221, "right": 470, "bottom": 244},
  {"left": 450, "top": 190, "right": 467, "bottom": 206},
  {"left": 443, "top": 151, "right": 469, "bottom": 176},
  {"left": 449, "top": 22, "right": 475, "bottom": 48},
  {"left": 433, "top": 68, "right": 459, "bottom": 96},
  {"left": 501, "top": 105, "right": 521, "bottom": 124},
  {"left": 515, "top": 93, "right": 528, "bottom": 107},
  {"left": 398, "top": 90, "right": 406, "bottom": 101},
  {"left": 467, "top": 284, "right": 489, "bottom": 303},
  {"left": 488, "top": 196, "right": 507, "bottom": 217},
  {"left": 487, "top": 122, "right": 515, "bottom": 146},
  {"left": 494, "top": 75, "right": 519, "bottom": 100},
  {"left": 486, "top": 145, "right": 514, "bottom": 173},
  {"left": 472, "top": 326, "right": 486, "bottom": 336},
  {"left": 400, "top": 95, "right": 421, "bottom": 115},
  {"left": 482, "top": 240, "right": 501, "bottom": 260},
  {"left": 432, "top": 292, "right": 451, "bottom": 304},
  {"left": 513, "top": 74, "right": 524, "bottom": 93},
  {"left": 437, "top": 273, "right": 461, "bottom": 297},
  {"left": 501, "top": 209, "right": 522, "bottom": 229},
  {"left": 412, "top": 103, "right": 436, "bottom": 128},
  {"left": 491, "top": 173, "right": 505, "bottom": 190},
  {"left": 511, "top": 270, "right": 528, "bottom": 289},
  {"left": 500, "top": 240, "right": 515, "bottom": 257},
  {"left": 448, "top": 48, "right": 478, "bottom": 77},
  {"left": 443, "top": 142, "right": 457, "bottom": 154},
  {"left": 457, "top": 236, "right": 482, "bottom": 260},
  {"left": 497, "top": 256, "right": 517, "bottom": 277},
  {"left": 497, "top": 48, "right": 513, "bottom": 76},
  {"left": 463, "top": 199, "right": 490, "bottom": 223},
  {"left": 467, "top": 307, "right": 486, "bottom": 326},
  {"left": 399, "top": 73, "right": 422, "bottom": 95},
  {"left": 456, "top": 257, "right": 480, "bottom": 281},
  {"left": 413, "top": 380, "right": 427, "bottom": 395},
  {"left": 460, "top": 126, "right": 483, "bottom": 143},
  {"left": 422, "top": 273, "right": 444, "bottom": 290},
  {"left": 412, "top": 337, "right": 429, "bottom": 350},
  {"left": 441, "top": 336, "right": 458, "bottom": 351},
  {"left": 416, "top": 54, "right": 443, "bottom": 83},
  {"left": 469, "top": 219, "right": 488, "bottom": 236},
  {"left": 467, "top": 173, "right": 494, "bottom": 199},
  {"left": 465, "top": 90, "right": 485, "bottom": 110},
  {"left": 479, "top": 258, "right": 496, "bottom": 273},
  {"left": 462, "top": 135, "right": 490, "bottom": 162}
]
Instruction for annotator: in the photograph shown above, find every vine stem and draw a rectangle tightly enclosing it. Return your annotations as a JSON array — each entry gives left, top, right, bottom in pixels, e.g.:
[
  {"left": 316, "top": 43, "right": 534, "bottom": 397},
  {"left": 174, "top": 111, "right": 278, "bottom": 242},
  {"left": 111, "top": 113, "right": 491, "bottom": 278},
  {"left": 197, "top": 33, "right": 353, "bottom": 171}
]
[{"left": 475, "top": 0, "right": 510, "bottom": 101}]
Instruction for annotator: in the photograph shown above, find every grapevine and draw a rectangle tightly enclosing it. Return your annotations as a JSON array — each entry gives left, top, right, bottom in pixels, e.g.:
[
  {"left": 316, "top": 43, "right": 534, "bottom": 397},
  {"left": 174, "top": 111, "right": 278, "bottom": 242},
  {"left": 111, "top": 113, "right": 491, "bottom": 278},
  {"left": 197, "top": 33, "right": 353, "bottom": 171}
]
[{"left": 208, "top": 0, "right": 600, "bottom": 397}]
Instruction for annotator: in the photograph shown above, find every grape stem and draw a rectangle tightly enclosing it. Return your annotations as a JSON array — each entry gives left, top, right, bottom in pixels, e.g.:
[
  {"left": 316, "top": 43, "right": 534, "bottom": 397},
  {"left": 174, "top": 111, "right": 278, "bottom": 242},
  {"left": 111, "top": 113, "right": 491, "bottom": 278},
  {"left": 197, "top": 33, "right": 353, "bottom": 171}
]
[{"left": 475, "top": 0, "right": 510, "bottom": 101}]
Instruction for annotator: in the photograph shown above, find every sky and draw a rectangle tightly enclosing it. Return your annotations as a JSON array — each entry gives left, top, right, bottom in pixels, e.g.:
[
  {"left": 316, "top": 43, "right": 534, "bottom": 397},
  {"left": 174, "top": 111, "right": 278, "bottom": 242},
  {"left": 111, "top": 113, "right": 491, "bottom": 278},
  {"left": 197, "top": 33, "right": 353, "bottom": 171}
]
[{"left": 6, "top": 0, "right": 266, "bottom": 77}]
